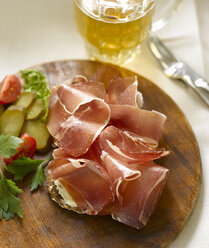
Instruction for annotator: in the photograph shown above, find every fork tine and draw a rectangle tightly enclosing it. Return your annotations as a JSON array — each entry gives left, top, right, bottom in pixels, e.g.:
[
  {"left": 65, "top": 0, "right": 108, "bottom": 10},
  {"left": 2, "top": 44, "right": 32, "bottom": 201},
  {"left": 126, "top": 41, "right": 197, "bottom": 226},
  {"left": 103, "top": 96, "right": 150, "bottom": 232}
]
[{"left": 148, "top": 36, "right": 178, "bottom": 70}]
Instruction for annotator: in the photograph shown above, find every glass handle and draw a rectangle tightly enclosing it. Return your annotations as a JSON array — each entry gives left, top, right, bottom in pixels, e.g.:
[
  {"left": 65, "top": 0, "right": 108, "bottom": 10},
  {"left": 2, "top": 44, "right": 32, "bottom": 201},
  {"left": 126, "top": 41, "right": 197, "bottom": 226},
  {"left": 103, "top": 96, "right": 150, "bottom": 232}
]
[{"left": 152, "top": 0, "right": 183, "bottom": 32}]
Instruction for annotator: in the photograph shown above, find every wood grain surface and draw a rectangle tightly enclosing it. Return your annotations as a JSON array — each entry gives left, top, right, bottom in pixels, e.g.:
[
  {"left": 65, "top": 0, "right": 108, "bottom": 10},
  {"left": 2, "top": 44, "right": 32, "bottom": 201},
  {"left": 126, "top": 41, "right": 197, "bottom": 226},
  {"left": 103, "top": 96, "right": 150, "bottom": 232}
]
[{"left": 0, "top": 60, "right": 201, "bottom": 248}]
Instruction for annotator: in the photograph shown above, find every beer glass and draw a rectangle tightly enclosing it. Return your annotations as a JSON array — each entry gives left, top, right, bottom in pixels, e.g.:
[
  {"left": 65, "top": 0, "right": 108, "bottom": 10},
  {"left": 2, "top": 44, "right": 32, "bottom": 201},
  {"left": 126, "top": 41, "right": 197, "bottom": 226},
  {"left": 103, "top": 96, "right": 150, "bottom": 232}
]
[{"left": 74, "top": 0, "right": 183, "bottom": 64}]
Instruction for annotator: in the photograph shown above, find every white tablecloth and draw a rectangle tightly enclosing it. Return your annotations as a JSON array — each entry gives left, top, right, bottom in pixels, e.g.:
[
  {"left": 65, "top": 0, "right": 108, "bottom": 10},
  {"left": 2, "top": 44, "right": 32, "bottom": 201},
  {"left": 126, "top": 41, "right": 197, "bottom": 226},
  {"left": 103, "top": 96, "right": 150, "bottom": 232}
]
[{"left": 0, "top": 0, "right": 209, "bottom": 247}]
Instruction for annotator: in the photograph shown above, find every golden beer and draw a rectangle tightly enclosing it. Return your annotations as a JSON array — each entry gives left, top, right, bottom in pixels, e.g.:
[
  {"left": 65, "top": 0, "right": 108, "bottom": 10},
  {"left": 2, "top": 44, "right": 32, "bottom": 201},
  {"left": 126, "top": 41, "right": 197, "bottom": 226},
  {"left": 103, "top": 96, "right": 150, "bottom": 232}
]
[{"left": 74, "top": 0, "right": 155, "bottom": 64}]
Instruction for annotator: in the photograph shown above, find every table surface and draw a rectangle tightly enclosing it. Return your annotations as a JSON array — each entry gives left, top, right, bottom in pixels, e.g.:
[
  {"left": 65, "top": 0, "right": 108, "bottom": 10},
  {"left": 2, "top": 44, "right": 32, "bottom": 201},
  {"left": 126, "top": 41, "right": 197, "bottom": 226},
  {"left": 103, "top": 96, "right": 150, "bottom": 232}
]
[{"left": 0, "top": 0, "right": 209, "bottom": 248}]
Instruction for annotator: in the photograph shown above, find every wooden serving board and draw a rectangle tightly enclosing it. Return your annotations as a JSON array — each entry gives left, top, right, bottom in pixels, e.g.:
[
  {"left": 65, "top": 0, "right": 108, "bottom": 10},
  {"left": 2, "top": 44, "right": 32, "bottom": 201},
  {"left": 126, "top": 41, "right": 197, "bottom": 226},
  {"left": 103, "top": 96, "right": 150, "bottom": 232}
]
[{"left": 0, "top": 60, "right": 201, "bottom": 248}]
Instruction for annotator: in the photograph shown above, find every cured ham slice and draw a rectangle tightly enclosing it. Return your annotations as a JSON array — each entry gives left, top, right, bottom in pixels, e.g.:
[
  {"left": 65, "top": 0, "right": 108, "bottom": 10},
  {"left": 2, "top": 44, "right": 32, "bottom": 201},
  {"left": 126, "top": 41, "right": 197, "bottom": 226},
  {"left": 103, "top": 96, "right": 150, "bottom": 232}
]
[
  {"left": 58, "top": 99, "right": 110, "bottom": 156},
  {"left": 55, "top": 83, "right": 106, "bottom": 113},
  {"left": 47, "top": 82, "right": 110, "bottom": 156},
  {"left": 47, "top": 81, "right": 107, "bottom": 137},
  {"left": 53, "top": 148, "right": 72, "bottom": 159},
  {"left": 91, "top": 65, "right": 123, "bottom": 88},
  {"left": 107, "top": 76, "right": 138, "bottom": 105},
  {"left": 48, "top": 157, "right": 113, "bottom": 215},
  {"left": 47, "top": 89, "right": 70, "bottom": 138},
  {"left": 67, "top": 81, "right": 107, "bottom": 101},
  {"left": 101, "top": 153, "right": 141, "bottom": 202},
  {"left": 53, "top": 147, "right": 101, "bottom": 164},
  {"left": 110, "top": 104, "right": 167, "bottom": 147},
  {"left": 112, "top": 162, "right": 169, "bottom": 229},
  {"left": 96, "top": 126, "right": 169, "bottom": 164},
  {"left": 107, "top": 76, "right": 143, "bottom": 107}
]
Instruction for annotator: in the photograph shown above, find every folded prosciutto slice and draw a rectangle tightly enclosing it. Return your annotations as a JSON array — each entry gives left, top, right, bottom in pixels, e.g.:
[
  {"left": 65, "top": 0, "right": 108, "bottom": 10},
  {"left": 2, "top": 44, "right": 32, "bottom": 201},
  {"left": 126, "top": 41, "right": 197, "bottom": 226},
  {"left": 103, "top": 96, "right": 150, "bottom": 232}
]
[
  {"left": 51, "top": 81, "right": 107, "bottom": 116},
  {"left": 110, "top": 104, "right": 167, "bottom": 148},
  {"left": 100, "top": 152, "right": 141, "bottom": 202},
  {"left": 47, "top": 88, "right": 70, "bottom": 138},
  {"left": 107, "top": 76, "right": 143, "bottom": 107},
  {"left": 112, "top": 162, "right": 169, "bottom": 229},
  {"left": 47, "top": 82, "right": 110, "bottom": 157},
  {"left": 57, "top": 99, "right": 110, "bottom": 157},
  {"left": 47, "top": 65, "right": 170, "bottom": 230},
  {"left": 96, "top": 126, "right": 169, "bottom": 164},
  {"left": 48, "top": 157, "right": 113, "bottom": 215}
]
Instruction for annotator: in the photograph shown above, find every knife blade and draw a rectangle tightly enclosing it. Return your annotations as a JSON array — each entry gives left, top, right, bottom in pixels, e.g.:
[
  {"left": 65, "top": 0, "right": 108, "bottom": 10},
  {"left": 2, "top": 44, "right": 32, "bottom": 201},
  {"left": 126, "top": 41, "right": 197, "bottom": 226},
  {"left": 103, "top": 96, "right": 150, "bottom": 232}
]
[{"left": 148, "top": 36, "right": 209, "bottom": 108}]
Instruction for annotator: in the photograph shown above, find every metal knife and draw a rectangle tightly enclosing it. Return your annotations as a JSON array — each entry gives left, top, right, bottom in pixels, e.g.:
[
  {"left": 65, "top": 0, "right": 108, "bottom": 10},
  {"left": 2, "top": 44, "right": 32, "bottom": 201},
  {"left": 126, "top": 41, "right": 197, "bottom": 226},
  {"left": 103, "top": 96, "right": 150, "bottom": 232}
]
[{"left": 148, "top": 35, "right": 209, "bottom": 108}]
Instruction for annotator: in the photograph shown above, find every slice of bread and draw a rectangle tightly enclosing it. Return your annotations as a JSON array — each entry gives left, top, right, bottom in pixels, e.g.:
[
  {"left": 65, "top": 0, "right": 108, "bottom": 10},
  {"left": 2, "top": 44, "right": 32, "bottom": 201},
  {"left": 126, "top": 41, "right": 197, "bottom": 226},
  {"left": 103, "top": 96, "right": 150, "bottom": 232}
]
[{"left": 47, "top": 176, "right": 86, "bottom": 215}]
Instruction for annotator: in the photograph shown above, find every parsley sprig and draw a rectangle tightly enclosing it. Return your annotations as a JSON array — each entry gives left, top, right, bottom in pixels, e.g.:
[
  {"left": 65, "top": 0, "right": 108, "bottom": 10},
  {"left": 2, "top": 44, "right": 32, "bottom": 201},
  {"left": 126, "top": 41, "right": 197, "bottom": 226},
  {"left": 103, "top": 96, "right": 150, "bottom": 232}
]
[
  {"left": 0, "top": 135, "right": 50, "bottom": 221},
  {"left": 5, "top": 157, "right": 50, "bottom": 182},
  {"left": 30, "top": 161, "right": 47, "bottom": 192},
  {"left": 0, "top": 135, "right": 23, "bottom": 158},
  {"left": 0, "top": 169, "right": 23, "bottom": 220}
]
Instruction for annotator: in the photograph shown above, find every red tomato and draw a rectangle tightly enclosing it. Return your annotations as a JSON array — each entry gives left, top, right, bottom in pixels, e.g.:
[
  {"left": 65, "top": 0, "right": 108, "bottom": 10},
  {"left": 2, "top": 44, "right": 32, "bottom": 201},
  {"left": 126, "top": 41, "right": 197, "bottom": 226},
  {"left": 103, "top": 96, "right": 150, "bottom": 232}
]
[
  {"left": 0, "top": 75, "right": 21, "bottom": 104},
  {"left": 4, "top": 133, "right": 37, "bottom": 164}
]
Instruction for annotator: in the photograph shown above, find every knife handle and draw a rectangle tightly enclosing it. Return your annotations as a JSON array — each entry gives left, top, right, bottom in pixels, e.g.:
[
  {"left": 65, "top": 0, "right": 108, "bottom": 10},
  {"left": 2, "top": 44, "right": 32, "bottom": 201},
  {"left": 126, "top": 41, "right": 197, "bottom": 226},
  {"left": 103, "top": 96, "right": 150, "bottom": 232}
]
[{"left": 181, "top": 66, "right": 209, "bottom": 108}]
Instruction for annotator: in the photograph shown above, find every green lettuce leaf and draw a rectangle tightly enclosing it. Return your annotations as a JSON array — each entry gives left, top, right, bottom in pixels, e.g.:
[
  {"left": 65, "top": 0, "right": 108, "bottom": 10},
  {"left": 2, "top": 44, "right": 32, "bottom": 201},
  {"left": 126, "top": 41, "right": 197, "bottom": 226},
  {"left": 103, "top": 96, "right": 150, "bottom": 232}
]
[{"left": 21, "top": 69, "right": 51, "bottom": 123}]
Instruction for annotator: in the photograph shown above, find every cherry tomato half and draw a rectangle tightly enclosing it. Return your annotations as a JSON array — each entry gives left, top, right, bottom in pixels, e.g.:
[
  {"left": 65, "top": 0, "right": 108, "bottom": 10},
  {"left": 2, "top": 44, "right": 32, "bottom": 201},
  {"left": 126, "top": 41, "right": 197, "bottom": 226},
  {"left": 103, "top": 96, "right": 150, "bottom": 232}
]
[
  {"left": 0, "top": 75, "right": 21, "bottom": 104},
  {"left": 4, "top": 133, "right": 37, "bottom": 164}
]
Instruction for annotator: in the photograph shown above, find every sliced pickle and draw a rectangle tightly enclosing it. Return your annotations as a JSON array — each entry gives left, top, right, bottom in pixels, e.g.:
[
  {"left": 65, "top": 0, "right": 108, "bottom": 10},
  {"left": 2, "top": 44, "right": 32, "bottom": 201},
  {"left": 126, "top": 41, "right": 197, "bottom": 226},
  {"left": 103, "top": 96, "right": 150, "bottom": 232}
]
[
  {"left": 21, "top": 120, "right": 50, "bottom": 152},
  {"left": 0, "top": 105, "right": 4, "bottom": 117},
  {"left": 14, "top": 92, "right": 35, "bottom": 109},
  {"left": 26, "top": 99, "right": 44, "bottom": 120},
  {"left": 0, "top": 106, "right": 24, "bottom": 136}
]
